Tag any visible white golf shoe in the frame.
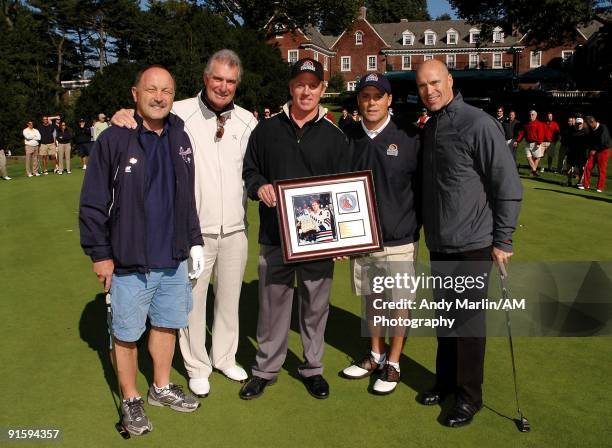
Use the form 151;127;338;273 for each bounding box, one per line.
188;378;210;398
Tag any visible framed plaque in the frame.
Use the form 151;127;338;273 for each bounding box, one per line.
275;171;383;263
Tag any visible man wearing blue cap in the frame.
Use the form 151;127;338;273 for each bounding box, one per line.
341;73;421;395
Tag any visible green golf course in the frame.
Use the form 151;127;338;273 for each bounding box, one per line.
1;156;611;448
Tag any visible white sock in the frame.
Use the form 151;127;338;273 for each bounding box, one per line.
371;351;386;364
123;396;141;403
387;360;400;373
154;383;170;393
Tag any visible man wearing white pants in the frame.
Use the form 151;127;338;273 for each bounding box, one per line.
112;50;257;397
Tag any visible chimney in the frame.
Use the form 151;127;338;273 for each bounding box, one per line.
359;5;367;20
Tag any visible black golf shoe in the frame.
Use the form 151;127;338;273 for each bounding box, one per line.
444;401;482;428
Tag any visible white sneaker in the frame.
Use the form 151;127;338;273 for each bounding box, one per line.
188;378;210;397
221;365;248;382
66;170;71;174
596;189;603;193
82;165;87;170
28;174;34;178
3;176;11;180
35;172;41;177
577;184;585;190
58;171;63;175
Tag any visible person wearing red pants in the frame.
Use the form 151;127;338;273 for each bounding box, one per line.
579;116;611;192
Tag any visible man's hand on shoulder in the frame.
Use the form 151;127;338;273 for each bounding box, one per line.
111;109;137;129
93;259;114;292
258;184;277;207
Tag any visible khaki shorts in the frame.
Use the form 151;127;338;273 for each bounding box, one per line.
351;242;418;296
39;143;57;156
525;142;543;159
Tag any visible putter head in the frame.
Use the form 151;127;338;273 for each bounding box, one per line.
515;417;531;432
115;422;131;439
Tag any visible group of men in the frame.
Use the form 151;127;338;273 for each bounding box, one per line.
495;106;610;192
21;113;109;177
79;51;522;436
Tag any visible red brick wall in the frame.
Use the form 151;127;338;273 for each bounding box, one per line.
518;42;581;74
385;51;515;71
331;19;387;87
265;31;331;81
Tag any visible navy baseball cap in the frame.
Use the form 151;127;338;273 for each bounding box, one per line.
291;58;324;81
357;72;391;95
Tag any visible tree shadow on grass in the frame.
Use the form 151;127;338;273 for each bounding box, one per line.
533;187;612;204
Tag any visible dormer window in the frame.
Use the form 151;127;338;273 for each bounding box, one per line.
402;30;414;46
492;27;504;43
355;31;363;45
446;29;458;45
424;30;436;45
469;28;480;44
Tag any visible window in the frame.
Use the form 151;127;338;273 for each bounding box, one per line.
493;27;504;43
402;31;414;46
469;53;479;68
530;50;541;68
323;55;328;71
562;50;574;62
341;56;351;72
446;54;456;69
402;55;411;70
355;31;363;45
367;55;377;71
424;31;436;45
424;54;434;61
446;29;457;45
288;50;298;64
313;51;318;61
347;81;357;91
492;52;503;69
469;28;480;44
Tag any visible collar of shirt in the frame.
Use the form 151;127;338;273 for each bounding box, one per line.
361;114;391;139
200;91;234;118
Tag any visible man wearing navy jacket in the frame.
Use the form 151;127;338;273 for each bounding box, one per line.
79;65;204;436
341;73;421;396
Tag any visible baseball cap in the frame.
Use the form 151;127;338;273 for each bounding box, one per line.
291;58;324;81
357;72;391;95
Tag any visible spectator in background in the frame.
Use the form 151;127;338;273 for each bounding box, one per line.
338;108;353;133
504;110;521;164
23;120;41;177
263;108;271;119
352;109;361;122
415;108;430;129
517;110;545;176
38;116;58;175
580;116;611;192
92;113;109;140
0;133;11;180
253;110;260;121
559;116;576;176
74;118;92;170
566;117;589;187
56;121;73;174
542;112;561;173
494;106;505;124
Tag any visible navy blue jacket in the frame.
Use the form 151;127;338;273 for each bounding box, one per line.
79;113;203;274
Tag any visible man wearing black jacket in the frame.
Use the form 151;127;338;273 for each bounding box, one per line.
415;60;522;427
340;73;420;395
79;66;204;436
241;58;349;400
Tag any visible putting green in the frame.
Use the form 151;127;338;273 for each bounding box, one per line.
1;158;611;447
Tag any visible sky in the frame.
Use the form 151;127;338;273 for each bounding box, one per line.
427;0;458;19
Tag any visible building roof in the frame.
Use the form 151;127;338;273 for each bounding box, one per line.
372;20;523;51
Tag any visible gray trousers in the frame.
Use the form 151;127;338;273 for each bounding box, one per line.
252;244;333;380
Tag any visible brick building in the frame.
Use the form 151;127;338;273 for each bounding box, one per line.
264;6;603;91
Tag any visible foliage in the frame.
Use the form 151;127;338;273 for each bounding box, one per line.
365;0;430;23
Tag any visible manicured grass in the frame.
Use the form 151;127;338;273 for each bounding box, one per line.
1;159;611;447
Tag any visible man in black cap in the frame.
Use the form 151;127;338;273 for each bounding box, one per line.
241;58;349;400
341;73;421;396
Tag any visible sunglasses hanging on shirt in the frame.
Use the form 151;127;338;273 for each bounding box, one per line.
216;115;227;139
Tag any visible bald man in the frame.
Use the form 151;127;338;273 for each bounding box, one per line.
415;60;522;427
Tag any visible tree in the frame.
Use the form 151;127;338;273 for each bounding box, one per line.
327;74;344;93
365;0;430;23
448;0;597;46
435;13;452;21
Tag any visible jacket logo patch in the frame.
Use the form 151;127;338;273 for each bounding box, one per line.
124;166;132;173
179;146;192;164
129;157;138;164
387;144;399;156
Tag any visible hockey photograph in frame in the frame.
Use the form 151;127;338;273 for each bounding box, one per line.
275;171;383;263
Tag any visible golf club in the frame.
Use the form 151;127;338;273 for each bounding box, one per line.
105;293;131;440
498;263;531;433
